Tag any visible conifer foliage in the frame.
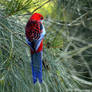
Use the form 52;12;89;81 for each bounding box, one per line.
0;0;92;92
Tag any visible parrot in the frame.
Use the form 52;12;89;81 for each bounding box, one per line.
25;13;46;84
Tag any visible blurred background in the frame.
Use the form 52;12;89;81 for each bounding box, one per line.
0;0;92;92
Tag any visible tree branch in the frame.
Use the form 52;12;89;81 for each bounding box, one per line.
23;0;51;16
72;75;92;86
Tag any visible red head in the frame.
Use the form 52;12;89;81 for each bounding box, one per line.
30;13;44;21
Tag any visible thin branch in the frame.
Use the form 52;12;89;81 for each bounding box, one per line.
32;0;51;14
72;75;92;86
47;11;91;27
23;0;51;16
70;37;90;45
55;44;92;62
69;12;88;25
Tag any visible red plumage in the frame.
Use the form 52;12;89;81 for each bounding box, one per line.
30;13;44;21
25;13;44;42
31;40;43;54
25;13;45;84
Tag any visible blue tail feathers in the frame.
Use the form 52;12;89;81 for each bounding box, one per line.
31;51;42;84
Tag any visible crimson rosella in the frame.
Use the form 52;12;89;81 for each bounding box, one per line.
25;13;46;84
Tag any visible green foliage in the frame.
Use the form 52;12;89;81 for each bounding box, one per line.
0;0;92;92
5;0;32;16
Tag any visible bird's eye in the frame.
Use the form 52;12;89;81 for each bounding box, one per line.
41;17;43;20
